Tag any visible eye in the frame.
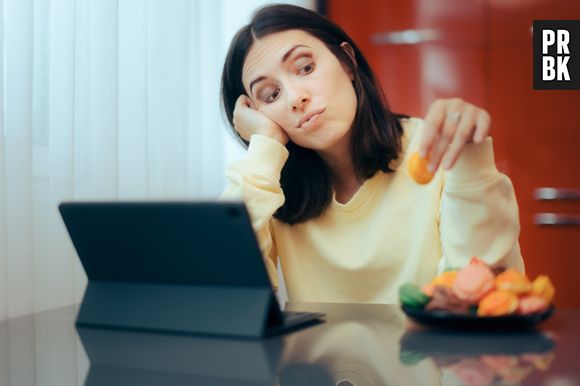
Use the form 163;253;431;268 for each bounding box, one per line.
264;88;281;103
298;62;315;75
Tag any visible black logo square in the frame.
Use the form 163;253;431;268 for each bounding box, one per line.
533;20;580;90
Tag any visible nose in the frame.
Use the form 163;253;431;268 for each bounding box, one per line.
292;96;309;112
289;87;310;112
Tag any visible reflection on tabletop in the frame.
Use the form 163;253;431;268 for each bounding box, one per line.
279;303;559;386
278;303;437;386
399;329;555;386
77;303;434;386
76;326;283;386
75;303;566;386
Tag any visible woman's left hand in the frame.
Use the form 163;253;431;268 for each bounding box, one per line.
418;98;491;172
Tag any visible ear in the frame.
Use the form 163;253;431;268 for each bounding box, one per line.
340;42;357;80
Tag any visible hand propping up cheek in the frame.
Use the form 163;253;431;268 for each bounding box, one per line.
232;95;289;145
418;98;491;173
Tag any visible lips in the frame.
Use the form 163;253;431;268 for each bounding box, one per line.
296;108;326;128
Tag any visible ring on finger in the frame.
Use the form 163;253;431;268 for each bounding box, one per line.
446;111;461;124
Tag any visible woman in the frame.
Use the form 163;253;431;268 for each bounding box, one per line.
220;4;523;303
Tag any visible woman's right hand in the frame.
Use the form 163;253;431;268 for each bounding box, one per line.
233;95;289;145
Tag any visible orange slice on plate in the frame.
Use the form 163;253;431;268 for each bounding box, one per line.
478;290;519;317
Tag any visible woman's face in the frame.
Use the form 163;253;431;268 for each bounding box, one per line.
242;29;357;151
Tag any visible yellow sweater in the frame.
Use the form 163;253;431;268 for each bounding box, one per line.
221;117;524;304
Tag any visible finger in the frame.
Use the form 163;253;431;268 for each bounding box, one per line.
234;95;247;112
233;95;250;124
233;95;253;141
236;94;252;109
441;106;477;170
419;100;446;158
473;110;491;143
428;100;463;172
428;127;453;173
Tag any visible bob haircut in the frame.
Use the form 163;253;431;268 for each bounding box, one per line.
221;4;405;225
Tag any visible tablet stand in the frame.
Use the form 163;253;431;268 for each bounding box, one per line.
76;281;282;338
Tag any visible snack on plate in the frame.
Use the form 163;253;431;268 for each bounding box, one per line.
422;270;457;297
517;295;549;314
530;275;555;302
495;268;531;294
477;290;519;317
400;257;555;316
425;286;471;314
399;283;430;309
452;263;495;304
433;270;458;288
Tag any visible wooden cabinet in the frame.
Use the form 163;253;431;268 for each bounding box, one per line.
328;0;580;306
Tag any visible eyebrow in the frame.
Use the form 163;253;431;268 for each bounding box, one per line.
249;44;309;96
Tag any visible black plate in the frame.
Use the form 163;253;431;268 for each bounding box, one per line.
401;305;555;330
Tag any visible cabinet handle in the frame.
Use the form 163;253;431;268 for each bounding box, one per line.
534;213;580;226
534;188;580;201
371;29;441;45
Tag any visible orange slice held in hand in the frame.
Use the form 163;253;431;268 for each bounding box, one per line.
408;151;435;184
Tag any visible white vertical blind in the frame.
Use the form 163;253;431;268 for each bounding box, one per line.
4;0;35;320
0;0;314;319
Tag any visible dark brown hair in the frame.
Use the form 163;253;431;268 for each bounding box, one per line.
221;4;404;225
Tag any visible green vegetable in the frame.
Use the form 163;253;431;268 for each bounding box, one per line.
399;283;430;309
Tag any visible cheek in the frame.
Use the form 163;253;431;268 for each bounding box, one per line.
331;74;357;124
317;62;357;112
345;85;358;122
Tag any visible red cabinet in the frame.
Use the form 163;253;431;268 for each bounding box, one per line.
329;0;486;115
329;0;580;306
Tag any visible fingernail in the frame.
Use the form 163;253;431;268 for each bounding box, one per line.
442;159;451;170
418;148;426;158
428;163;436;173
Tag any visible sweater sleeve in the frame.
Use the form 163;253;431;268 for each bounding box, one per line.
437;137;525;273
220;134;289;289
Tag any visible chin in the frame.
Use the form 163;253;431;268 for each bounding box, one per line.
298;133;349;153
288;118;352;150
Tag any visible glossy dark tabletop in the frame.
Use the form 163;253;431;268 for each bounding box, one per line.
0;302;578;386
